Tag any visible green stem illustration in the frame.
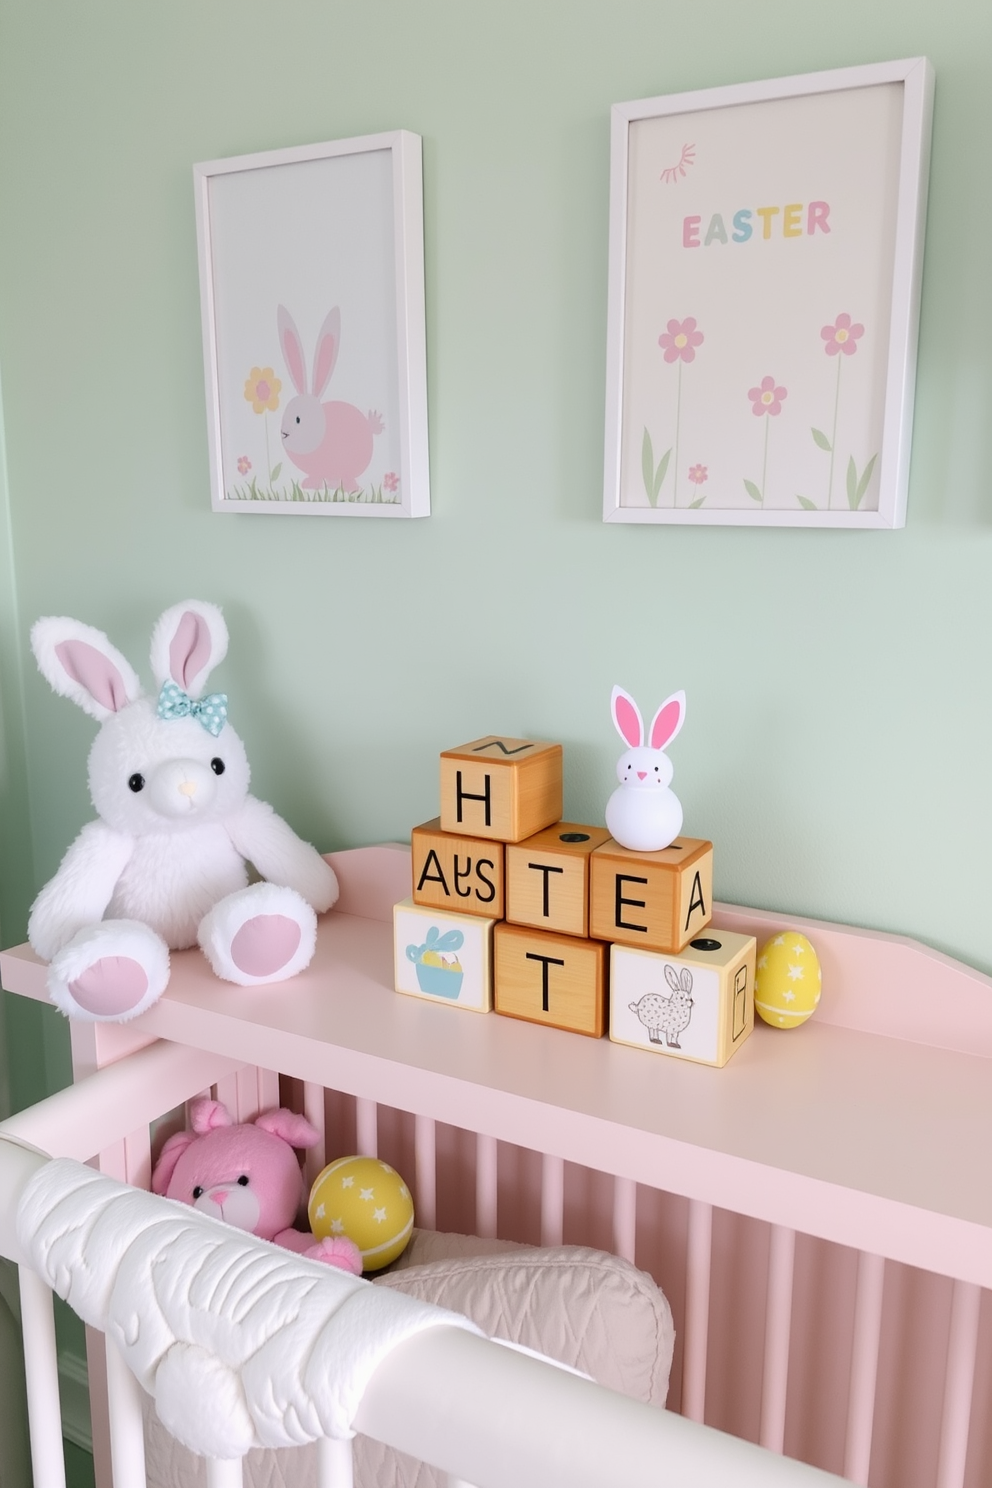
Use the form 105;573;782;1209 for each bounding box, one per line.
827;357;842;509
673;362;682;507
761;416;770;507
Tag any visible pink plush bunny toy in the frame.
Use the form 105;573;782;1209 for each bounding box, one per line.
27;600;339;1023
151;1099;362;1275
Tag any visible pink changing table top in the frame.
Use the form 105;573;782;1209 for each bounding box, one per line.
3;844;991;1286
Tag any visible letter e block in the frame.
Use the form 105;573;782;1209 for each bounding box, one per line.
411;818;504;919
493;923;607;1037
589;837;713;954
439;737;563;842
394;899;495;1012
505;822;612;938
610;930;756;1067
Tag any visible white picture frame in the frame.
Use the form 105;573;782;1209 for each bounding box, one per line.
194;130;429;517
603;58;934;529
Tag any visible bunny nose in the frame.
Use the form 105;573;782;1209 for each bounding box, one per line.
178;780;197;798
637;770;647;780
211;1190;230;1204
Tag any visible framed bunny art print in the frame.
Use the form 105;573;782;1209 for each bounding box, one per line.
603;58;933;529
194;130;430;517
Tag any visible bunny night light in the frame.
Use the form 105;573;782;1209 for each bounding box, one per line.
605;685;686;852
27;600;339;1023
277;305;384;493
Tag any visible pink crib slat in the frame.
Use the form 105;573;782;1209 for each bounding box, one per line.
106;1336;148;1485
476;1133;498;1238
612;1176;637;1263
357;1097;378;1157
760;1224;796;1453
936;1279;981;1488
205;1459;244;1487
415;1114;438;1230
844;1250;885;1485
541;1153;564;1245
682;1199;713;1425
318;1436;355;1488
18;1266;67;1488
304;1081;328;1187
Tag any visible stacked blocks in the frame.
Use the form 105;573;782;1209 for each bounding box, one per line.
394;733;755;1064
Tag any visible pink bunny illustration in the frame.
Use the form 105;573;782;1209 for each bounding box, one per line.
605;685;686;852
277;305;384;492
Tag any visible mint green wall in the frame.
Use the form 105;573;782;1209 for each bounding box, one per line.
0;0;991;1105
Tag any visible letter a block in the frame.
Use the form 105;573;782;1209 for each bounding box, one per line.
411;818;504;919
589;837;713;954
394;899;495;1013
505;822;612;938
439;737;563;843
610;930;756;1067
493;923;608;1038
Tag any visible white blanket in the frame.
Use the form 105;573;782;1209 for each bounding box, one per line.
16;1158;480;1461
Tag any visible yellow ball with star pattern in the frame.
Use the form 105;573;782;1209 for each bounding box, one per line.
308;1156;414;1272
754;933;821;1029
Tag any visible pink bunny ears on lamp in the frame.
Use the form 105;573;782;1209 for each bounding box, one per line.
610;685;686;750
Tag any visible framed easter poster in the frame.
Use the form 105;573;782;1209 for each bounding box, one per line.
194;131;429;517
603;58;933;528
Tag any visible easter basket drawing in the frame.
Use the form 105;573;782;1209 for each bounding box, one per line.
406;926;465;998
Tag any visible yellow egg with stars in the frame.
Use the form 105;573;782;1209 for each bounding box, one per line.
308;1156;414;1272
754;932;821;1029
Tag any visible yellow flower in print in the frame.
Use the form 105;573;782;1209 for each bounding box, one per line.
244;367;281;415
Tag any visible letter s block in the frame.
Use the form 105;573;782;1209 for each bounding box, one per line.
411;818;504;918
439;737;563;843
610;930;756;1067
589;836;713;954
493;923;608;1037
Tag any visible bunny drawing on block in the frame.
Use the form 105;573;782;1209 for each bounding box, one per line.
605;685;686;852
277;304;384;493
27;600;339;1023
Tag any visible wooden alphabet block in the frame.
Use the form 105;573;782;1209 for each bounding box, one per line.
589;836;713;955
411;818;504;919
394;899;495;1013
439;736;563;843
610;930;756;1067
493;922;607;1037
505;822;612;938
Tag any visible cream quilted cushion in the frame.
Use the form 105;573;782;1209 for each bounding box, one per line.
144;1229;674;1488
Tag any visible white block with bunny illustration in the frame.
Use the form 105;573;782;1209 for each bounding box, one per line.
393;899;495;1013
610;930;756;1067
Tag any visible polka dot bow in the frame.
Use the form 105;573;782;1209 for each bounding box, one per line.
157;680;228;737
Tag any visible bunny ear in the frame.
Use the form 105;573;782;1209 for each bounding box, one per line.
680;969;693;993
277;305;308;394
649;691;686;751
611;686;643;748
150;601;228;698
310;307;341;398
188;1098;233;1135
255;1108;319;1149
32;617;141;722
664;964;682;993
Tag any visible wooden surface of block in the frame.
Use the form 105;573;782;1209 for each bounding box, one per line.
610;930;756;1067
505;822;612;937
394;898;495;1012
589;836;713;954
493;922;607;1037
411;818;504;919
439;736;563;842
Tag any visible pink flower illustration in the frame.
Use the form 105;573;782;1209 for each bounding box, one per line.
383;472;399;493
687;464;708;485
237;455;251;476
748;376;788;417
821;313;864;357
658;317;704;364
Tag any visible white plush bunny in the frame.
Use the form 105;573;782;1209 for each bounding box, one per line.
27;600;339;1023
605;685;686;852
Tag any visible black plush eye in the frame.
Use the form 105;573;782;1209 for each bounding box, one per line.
128;773;145;793
192;1186;203;1200
237;1174;249;1186
210;758;225;776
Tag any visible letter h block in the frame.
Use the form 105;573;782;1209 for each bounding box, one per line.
589;836;713;954
439;737;563;843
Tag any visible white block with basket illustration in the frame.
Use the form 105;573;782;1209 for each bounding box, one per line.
610;930;756;1067
393;898;495;1012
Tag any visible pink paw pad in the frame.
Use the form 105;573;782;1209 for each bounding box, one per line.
69;957;149;1017
230;914;302;978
